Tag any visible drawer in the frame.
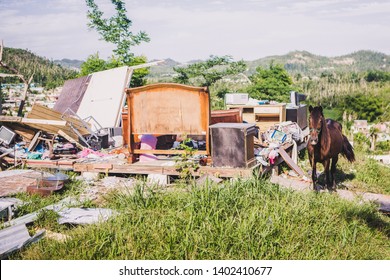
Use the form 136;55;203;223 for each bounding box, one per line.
254;106;280;114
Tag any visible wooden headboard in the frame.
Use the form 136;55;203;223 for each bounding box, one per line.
126;83;210;156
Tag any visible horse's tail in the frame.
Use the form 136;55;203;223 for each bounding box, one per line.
342;135;355;162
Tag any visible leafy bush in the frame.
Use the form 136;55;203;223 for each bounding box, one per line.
247;63;295;102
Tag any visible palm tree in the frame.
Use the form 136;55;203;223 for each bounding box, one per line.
369;126;380;151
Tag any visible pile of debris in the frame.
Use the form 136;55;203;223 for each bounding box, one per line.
0;65;134;170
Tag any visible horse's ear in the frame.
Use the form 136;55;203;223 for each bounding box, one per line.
319;106;323;113
309;105;313;112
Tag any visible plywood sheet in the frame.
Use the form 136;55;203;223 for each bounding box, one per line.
53;75;91;114
77;66;132;128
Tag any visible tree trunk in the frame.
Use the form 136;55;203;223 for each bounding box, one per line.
370;136;376;151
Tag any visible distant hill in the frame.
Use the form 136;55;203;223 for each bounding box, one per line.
148;50;390;80
2;47;388;87
246;50;390;75
53;58;84;70
1;47;78;89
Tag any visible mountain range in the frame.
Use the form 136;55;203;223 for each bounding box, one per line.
54;50;390;78
148;50;390;79
3;48;389;87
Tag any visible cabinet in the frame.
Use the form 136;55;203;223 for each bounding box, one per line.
226;104;286;132
209;123;257;168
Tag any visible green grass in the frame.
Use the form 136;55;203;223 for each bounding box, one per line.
297;148;390;195
9;178;389;260
323;108;343;122
332;151;390;195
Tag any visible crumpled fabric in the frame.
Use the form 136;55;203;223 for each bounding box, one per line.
139;134;158;162
77;148;107;158
268;149;279;165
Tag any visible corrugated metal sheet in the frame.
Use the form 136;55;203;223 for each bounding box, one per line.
53;75;91;114
0;223;45;259
57;208;116;225
3;197;76;227
0;198;23;221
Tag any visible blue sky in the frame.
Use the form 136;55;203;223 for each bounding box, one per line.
0;0;389;62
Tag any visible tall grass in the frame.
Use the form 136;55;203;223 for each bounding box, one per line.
334;151;390;195
11;178;389;260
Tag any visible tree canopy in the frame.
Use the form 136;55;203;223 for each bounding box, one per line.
83;0;150;86
85;0;149;64
247;62;294;102
173;55;247;87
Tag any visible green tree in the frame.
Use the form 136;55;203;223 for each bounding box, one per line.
173;55;247;87
247;62;295;102
79;53;110;77
85;0;149;64
365;70;390;82
342;94;383;122
84;0;150;86
79;53;147;87
369;126;380;151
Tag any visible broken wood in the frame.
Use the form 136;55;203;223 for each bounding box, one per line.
21;118;67;126
278;147;305;177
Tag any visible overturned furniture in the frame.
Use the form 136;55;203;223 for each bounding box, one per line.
125;83;211;160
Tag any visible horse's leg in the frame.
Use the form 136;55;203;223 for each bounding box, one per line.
311;158;318;191
331;156;338;190
324;159;331;191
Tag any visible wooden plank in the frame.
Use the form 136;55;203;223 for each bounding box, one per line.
0;116;23;122
73;160;257;178
28;131;41;152
21;118;67;126
134;149;208;155
90;163;113;170
278;147;305;177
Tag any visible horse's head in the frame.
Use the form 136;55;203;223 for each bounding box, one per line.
309;105;325;146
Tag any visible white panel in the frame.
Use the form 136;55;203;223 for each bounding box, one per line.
225;93;249;105
76;66;131;128
254;106;280;114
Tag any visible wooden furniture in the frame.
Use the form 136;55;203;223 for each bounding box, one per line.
226;103;286;132
125;83;210;158
209;123;257;168
121;110;129;146
210;108;242;125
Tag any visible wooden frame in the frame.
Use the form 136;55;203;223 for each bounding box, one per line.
126;83;210;156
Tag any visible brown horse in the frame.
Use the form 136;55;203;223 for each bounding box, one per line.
307;105;355;191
